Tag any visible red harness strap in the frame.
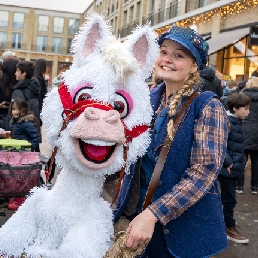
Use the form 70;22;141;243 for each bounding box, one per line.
58;83;149;142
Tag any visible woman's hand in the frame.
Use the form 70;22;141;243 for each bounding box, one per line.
126;208;158;249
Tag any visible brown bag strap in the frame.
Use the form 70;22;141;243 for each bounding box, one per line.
142;91;200;210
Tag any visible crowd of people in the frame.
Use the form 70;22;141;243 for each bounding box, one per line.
0;24;257;257
0;52;57;210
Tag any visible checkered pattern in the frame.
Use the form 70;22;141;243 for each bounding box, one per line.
149;98;229;225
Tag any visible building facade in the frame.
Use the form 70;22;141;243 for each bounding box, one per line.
86;0;258;82
0;5;84;84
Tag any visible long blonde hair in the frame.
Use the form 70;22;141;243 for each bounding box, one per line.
167;71;200;140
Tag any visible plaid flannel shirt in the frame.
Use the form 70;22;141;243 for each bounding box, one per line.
148;98;229;225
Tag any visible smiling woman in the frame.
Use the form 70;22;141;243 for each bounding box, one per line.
114;25;230;258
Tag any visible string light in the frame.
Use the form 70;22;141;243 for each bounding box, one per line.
155;0;258;35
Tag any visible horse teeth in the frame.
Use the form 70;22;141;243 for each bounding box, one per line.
81;139;116;146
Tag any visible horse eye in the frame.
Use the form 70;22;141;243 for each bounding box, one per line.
78;93;91;102
114;101;125;113
73;87;93;103
114;92;130;119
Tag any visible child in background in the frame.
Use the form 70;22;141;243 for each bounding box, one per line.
218;92;251;244
10;61;41;132
9;98;40;151
6;98;41;211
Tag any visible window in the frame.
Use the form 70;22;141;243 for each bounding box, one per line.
199;0;209;7
52;37;62;53
129;6;134;23
13;13;24;29
0;32;7;48
114;17;117;32
12;33;22;49
0;11;8;28
151;0;156;12
53;17;64;33
68;19;79;35
136;1;141;19
67;38;73;53
38;15;49;32
36;36;47;52
123;11;127;26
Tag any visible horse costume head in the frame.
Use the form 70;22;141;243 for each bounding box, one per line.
0;14;159;258
42;13;158;176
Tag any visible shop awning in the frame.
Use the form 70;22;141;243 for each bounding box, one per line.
207;27;250;55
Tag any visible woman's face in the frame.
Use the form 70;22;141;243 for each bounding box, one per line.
155;40;197;86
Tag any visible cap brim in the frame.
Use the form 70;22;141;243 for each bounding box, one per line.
161;34;201;69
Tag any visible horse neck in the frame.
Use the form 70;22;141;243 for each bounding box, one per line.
52;168;105;200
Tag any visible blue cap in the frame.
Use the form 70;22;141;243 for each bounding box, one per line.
158;26;209;70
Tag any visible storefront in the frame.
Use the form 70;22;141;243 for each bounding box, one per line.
207;25;258;83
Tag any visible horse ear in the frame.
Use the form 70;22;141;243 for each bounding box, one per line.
71;14;112;62
82;23;101;58
125;26;159;79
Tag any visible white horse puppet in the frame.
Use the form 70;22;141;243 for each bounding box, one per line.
0;13;158;258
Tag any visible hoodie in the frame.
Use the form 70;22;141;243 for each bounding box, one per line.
200;66;223;98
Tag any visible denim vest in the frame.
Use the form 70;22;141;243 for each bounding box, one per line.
114;83;228;258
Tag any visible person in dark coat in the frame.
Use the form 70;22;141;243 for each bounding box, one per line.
0;58;19;129
200;66;223;97
9;98;41;151
8;61;41;132
238;76;258;194
34;59;48;113
218;92;251;244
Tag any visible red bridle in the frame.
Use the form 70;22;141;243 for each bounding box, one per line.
58;83;149;143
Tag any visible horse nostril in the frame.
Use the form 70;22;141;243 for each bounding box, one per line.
84;107;100;120
104;110;120;124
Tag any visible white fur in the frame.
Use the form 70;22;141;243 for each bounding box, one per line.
0;13;158;257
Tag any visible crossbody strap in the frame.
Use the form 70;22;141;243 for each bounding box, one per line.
142;91;200;211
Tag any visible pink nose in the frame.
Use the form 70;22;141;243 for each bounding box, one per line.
84;107;100;120
104;110;120;124
84;107;120;124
